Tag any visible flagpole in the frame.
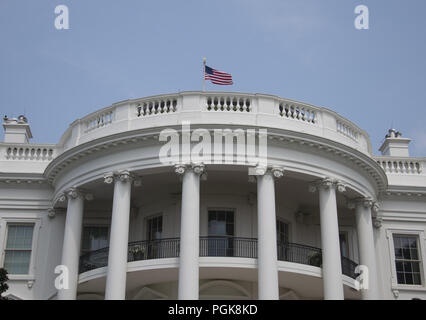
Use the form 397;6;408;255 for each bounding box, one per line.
203;57;206;92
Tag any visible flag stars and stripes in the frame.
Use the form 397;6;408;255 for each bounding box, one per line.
204;65;233;85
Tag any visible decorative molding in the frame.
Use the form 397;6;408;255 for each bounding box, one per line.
174;163;206;176
250;165;284;179
373;216;383;229
271;166;285;179
392;289;399;298
174;164;186;175
27;280;35;289
47;207;66;219
103;172;114;184
103;170;139;185
47;208;56;219
58;187;94;202
308;177;347;193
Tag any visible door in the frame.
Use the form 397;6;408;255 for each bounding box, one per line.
207;210;234;256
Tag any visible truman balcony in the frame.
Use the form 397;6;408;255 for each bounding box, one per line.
79;237;358;278
69;169;364;300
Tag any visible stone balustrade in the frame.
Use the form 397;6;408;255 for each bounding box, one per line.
2;144;57;161
59;92;370;154
85;108;114;132
376;157;424;175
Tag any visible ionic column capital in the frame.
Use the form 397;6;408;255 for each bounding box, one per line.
348;197;379;211
309;178;346;193
250;165;284;179
174;163;206;176
59;187;93;202
104;170;141;186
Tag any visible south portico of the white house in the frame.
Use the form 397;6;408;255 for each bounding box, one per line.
0;92;425;300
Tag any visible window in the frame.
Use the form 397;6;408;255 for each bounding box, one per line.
146;215;163;259
3;224;34;275
276;220;289;260
276;220;289;244
147;216;163;240
339;232;349;258
208;210;234;256
393;235;422;285
82;226;109;254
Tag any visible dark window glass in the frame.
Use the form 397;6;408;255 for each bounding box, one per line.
393;235;422;285
207;210;234;257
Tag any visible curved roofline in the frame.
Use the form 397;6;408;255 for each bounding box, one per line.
58;91;371;150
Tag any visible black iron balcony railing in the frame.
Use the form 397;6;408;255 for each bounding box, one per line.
79;237;359;279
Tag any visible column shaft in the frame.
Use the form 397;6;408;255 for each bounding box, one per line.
355;202;379;299
178;169;200;300
57;193;84;300
257;172;279;300
318;185;344;300
105;176;132;300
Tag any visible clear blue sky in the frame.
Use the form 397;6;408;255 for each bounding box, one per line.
0;0;425;156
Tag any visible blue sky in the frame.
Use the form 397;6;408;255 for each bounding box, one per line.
0;0;425;156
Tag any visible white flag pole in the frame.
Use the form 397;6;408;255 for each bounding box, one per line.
203;57;206;92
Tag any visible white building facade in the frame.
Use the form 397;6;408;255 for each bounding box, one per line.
0;91;425;300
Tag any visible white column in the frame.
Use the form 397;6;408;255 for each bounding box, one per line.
311;178;345;300
57;188;86;300
176;163;204;300
256;166;283;300
354;198;379;300
104;170;133;300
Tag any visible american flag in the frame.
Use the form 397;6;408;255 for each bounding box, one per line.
204;65;233;85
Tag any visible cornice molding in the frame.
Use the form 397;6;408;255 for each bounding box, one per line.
42;126;388;194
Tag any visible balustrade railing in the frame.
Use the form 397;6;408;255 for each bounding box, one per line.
376;158;423;174
336;120;360;141
85;109;114;132
278;102;317;124
136;98;178;117
4;145;56;161
206;95;251;112
79;237;358;279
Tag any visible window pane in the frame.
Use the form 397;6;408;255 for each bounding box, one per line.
147;216;163;240
226;213;233;223
226;223;233;236
4;250;31;274
276;220;289;244
396;272;405;284
6;225;34;250
208;211;234;237
408;237;417;249
413;273;422;285
411;249;419;260
404;262;412;273
413;262;420;273
395;248;403;259
394;235;422;285
405;273;413;284
82;227;108;251
401;238;409;248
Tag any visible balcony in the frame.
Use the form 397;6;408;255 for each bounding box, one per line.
79;237;359;279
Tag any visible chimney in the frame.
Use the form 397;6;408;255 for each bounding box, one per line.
2;115;33;144
379;129;411;157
